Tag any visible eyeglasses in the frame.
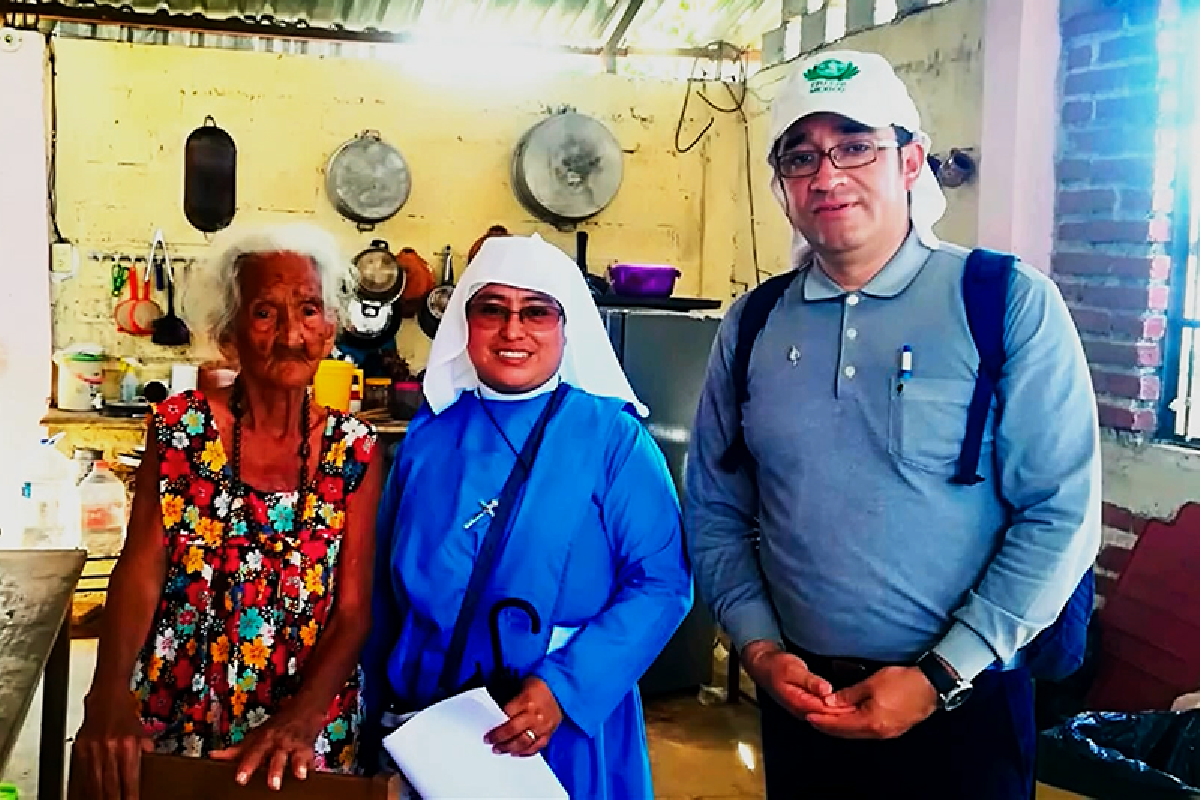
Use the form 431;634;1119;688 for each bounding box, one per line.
466;301;564;332
774;140;902;179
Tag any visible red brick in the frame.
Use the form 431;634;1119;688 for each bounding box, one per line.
1104;157;1158;186
1081;337;1162;367
1102;501;1135;531
1067;128;1157;157
1068;306;1111;334
1057;159;1093;184
1097;401;1158;431
1096;573;1118;598
1063;10;1126;38
1062;101;1094;125
1067;45;1094;70
1092;368;1161;400
1052;252;1170;280
1097;543;1135;573
1065;66;1159;96
1131;513;1151;536
1098;31;1159;64
1058;188;1117;215
1066;283;1168;312
1096;93;1162;122
1110;312;1168;339
1058;220;1171;244
1122;188;1174;214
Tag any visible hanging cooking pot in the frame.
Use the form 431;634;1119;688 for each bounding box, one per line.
183;116;237;233
339;297;403;351
511;110;623;228
467;224;510;264
352;239;406;303
397;247;435;318
418;246;455;339
325;130;411;231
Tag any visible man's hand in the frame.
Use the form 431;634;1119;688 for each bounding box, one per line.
805;665;938;740
740;640;853;718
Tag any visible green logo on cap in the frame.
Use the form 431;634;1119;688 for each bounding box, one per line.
804;58;859;93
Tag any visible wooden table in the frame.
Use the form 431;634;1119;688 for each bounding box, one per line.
0;549;87;798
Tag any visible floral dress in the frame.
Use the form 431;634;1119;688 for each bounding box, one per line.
131;389;377;772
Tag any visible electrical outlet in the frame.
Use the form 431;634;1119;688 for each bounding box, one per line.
50;242;76;276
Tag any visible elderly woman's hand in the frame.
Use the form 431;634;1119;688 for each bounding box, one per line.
485;676;563;757
71;692;155;800
210;705;325;790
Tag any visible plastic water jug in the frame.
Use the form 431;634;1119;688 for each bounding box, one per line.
79;461;127;557
12;437;81;550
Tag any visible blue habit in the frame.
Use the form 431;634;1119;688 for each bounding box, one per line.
365;385;692;799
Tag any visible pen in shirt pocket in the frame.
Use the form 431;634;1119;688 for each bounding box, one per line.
897;345;913;393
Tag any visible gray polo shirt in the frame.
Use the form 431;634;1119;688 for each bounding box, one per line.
684;231;1101;680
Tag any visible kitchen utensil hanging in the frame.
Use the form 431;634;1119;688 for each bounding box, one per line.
397;247;435;318
183;115;237;233
115;259;161;336
340;296;403;351
325;130;412;231
419;246;455;339
352;239;406;303
511;109;623;228
149;232;191;347
467;224;510;264
575;230;609;296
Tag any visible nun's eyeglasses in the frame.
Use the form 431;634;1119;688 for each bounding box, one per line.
466;300;564;332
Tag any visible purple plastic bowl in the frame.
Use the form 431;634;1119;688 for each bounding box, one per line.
607;263;682;297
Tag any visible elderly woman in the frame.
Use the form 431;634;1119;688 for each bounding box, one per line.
71;223;381;799
363;234;692;799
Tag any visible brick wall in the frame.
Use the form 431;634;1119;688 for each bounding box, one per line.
1055;0;1181;435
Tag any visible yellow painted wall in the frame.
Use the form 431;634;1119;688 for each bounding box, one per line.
50;0;984;374
51;39;710;375
701;0;987;299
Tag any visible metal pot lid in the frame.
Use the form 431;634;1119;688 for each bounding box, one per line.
353;240;405;301
347;297;395;336
326;131;411;224
512;112;623;223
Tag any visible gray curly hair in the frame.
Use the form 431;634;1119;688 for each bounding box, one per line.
185;222;355;346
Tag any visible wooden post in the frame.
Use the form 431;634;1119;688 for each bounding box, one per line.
845;0;879;34
800;6;828;54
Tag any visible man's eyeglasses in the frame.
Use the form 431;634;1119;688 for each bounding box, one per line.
774;139;902;179
466;300;564;332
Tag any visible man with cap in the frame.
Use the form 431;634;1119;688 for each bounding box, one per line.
684;50;1100;797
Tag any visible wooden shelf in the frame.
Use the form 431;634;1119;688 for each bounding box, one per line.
42;409;408;435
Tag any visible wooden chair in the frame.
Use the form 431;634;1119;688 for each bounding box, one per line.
68;751;410;799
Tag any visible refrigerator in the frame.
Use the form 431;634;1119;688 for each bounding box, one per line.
599;305;722;697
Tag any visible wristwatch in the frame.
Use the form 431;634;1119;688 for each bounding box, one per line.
916;652;973;711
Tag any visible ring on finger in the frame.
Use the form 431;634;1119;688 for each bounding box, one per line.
524;729;537;743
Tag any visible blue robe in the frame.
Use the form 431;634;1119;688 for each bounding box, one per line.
365;386;692;799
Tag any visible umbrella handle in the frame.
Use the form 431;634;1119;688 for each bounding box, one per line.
488;597;542;678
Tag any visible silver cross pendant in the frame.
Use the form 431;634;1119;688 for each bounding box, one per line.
463;498;499;530
787;346;801;366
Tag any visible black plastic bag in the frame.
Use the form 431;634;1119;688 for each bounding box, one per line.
1038;710;1200;799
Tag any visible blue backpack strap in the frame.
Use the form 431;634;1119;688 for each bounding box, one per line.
952;248;1015;486
718;270;801;474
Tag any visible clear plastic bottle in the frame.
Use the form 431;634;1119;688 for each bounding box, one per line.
79;461;127;557
12;437;81;550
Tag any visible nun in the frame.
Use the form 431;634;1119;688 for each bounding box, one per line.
362;234;692;798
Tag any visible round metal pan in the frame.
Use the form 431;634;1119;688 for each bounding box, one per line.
511;111;623;227
325;130;411;230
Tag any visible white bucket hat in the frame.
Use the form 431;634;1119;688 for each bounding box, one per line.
767;50;946;258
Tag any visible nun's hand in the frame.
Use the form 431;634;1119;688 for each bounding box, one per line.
485;676;562;757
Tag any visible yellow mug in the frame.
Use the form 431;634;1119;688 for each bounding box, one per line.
312;360;364;413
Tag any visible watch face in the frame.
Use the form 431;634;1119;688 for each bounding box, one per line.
941;683;973;711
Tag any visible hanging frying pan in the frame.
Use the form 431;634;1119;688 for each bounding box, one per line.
325;130;411;231
339;297;403;351
511;110;623;228
183;116;237;233
352;239;406;303
418;246;455;339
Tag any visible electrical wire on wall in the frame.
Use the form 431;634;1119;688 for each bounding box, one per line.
45;30;67;245
673;40;766;294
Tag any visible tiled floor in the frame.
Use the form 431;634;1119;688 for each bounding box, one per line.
2;641;1083;799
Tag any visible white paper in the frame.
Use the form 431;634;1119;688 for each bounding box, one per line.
383;687;568;799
